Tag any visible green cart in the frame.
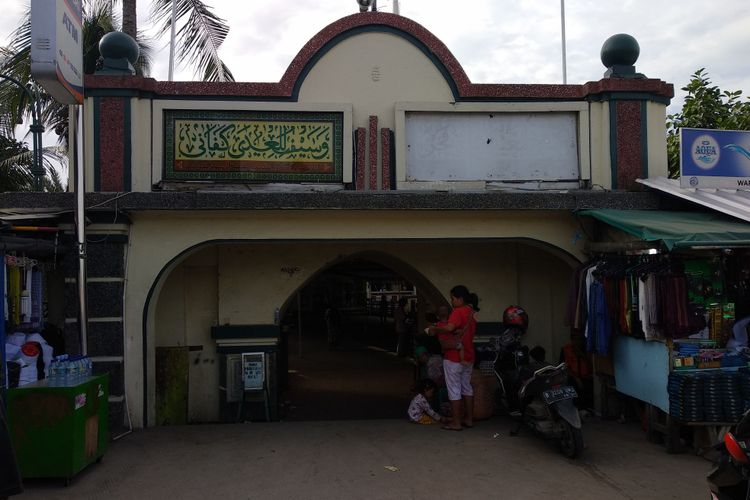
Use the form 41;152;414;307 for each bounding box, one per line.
7;374;109;484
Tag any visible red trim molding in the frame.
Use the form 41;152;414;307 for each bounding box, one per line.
369;116;378;191
356;127;366;191
381;128;391;191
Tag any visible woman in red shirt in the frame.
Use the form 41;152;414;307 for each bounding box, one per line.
426;285;477;430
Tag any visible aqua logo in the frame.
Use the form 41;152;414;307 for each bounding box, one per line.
689;176;699;187
691;135;720;169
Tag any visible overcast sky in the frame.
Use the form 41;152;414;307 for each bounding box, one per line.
3;0;750;117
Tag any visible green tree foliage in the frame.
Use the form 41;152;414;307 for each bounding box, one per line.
122;0;232;81
0;0;227;189
0;135;65;192
0;2;153;143
0;135;33;191
666;69;750;178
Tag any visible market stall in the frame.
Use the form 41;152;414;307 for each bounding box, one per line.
572;209;750;450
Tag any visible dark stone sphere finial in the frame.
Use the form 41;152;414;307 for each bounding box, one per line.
600;33;640;68
96;31;140;76
99;31;140;65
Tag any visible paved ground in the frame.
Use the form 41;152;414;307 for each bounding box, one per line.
13;316;715;499
19;416;712;500
282;317;414;421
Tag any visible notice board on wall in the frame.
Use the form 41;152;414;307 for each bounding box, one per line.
242;353;265;391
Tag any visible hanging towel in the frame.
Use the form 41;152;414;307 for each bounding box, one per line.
31;269;43;324
8;266;21;325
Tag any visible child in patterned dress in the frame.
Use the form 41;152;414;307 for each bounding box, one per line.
408;379;446;424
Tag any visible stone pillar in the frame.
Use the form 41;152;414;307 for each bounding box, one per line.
584;34;673;190
62;220;129;436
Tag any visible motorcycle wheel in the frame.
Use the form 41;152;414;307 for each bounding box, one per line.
559;420;584;458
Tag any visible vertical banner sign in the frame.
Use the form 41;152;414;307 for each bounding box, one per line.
680;128;750;189
31;0;84;104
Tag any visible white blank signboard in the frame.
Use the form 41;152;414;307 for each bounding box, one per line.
405;112;579;181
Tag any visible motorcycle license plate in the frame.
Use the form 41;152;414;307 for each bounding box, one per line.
542;386;577;404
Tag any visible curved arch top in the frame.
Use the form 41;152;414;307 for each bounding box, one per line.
86;12;673;102
279;12;470;101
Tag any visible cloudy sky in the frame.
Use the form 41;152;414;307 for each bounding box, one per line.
2;0;750;115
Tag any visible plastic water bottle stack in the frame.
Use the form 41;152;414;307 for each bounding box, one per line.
48;355;93;383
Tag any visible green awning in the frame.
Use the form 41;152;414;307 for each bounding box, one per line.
577;209;750;250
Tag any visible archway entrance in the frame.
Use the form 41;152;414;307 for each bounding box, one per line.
146;238;578;426
280;256;445;421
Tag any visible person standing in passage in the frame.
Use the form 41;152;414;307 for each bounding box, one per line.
379;294;388;324
426;285;477;430
395;297;410;357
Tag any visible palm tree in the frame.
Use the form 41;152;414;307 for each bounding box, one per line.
0;0;231;152
0;2;153;142
121;0;233;82
0;1;155;191
0;135;66;192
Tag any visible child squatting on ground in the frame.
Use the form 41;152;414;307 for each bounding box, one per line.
407;379;446;424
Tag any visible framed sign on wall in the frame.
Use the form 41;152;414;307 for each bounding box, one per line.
680;128;750;189
164;110;344;182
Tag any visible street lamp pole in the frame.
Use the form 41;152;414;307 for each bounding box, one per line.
0;73;45;190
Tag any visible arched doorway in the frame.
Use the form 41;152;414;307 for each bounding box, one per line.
145;238;579;425
278;253;446;421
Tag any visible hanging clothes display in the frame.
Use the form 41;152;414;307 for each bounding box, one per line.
567;255;705;356
3;255;42;328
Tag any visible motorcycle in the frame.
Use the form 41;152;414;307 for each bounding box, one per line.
707;410;750;499
478;340;584;458
510;361;584;458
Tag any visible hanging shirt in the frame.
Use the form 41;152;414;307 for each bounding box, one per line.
583;265;598;344
586;279;611;355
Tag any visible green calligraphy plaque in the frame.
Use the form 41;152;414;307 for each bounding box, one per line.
164;110;344;182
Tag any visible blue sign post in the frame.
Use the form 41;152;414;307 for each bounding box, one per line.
680;128;750;189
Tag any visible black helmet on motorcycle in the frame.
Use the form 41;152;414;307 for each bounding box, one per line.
503;305;529;331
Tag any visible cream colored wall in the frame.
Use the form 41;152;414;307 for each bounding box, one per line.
647;101;669;178
156;238;574;423
518;244;573;361
154;266;186;346
216;240;526;326
589;101;611;189
128;209;585;426
297;32;454;131
154;247;219;421
131;98;153;192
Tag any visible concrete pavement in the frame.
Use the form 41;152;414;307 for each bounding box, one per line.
19;416;711;500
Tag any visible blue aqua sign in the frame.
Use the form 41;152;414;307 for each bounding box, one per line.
680;128;750;189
